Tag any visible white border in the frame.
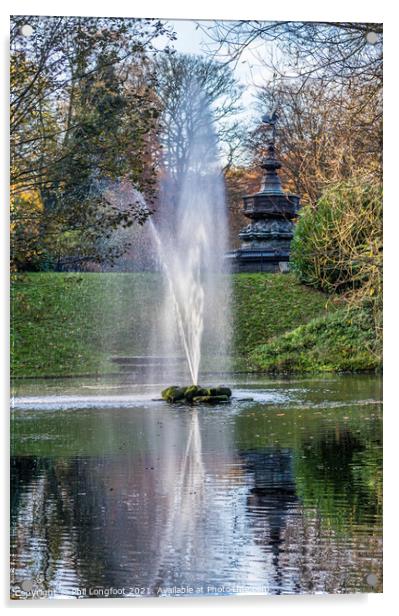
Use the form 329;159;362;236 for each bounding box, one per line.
2;1;386;21
2;1;396;614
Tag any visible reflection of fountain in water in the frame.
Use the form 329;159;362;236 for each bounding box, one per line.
151;409;205;591
10;398;383;595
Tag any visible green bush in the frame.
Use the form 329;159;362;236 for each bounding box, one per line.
291;177;382;295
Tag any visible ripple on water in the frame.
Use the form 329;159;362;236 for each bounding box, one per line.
10;375;382;597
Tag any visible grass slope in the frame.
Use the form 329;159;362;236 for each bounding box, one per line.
249;306;381;373
11;273;163;377
231;273;333;356
11;272;334;378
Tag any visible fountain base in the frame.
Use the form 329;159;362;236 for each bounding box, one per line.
161;385;232;404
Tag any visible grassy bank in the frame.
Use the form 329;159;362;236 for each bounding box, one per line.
231;273;334;355
249;305;382;373
11;273;163;378
11;272;336;378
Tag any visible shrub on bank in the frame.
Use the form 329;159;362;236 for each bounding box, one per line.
291;177;382;295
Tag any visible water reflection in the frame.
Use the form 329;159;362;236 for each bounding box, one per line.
242;449;299;594
11;376;382;598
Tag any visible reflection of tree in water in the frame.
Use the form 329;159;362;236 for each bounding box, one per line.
10;456;79;594
238;427;382;593
293;426;383;592
11;452;162;593
11;410;213;595
11;456;75;541
295;427;383;532
11;412;383;596
11;457;38;514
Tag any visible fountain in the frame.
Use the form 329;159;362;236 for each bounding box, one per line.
147;80;232;397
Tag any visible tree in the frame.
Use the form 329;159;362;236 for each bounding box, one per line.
203;21;382;88
201;20;382;243
249;76;382;205
10;188;44;271
290;176;382;343
154;53;244;206
10;16;174;269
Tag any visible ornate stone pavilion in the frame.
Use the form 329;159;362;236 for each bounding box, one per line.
226;114;300;273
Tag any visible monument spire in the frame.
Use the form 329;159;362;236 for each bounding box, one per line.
225;109;301;273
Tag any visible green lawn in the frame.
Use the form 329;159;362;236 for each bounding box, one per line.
231;273;334;355
11;272;336;378
11;273;164;377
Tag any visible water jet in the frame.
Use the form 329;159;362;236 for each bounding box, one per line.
146;80;231;390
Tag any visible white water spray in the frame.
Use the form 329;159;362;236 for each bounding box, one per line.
149;87;230;384
149;220;199;384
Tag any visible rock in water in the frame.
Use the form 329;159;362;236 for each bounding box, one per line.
192;395;230;404
207;386;232;397
161;386;186;402
161;385;232;404
183;385;209;401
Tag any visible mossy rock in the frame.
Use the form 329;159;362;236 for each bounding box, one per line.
206;386;232;397
192;395;230;404
161;384;232;404
183;385;209;401
161;386;186;402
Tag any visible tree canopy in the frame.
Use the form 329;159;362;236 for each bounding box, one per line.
10;16;175;269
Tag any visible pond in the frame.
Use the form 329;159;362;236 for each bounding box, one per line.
10;374;382;598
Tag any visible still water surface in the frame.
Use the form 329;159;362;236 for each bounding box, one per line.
10;374;382;598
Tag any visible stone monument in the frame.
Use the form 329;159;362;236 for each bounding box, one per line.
226;111;300;273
